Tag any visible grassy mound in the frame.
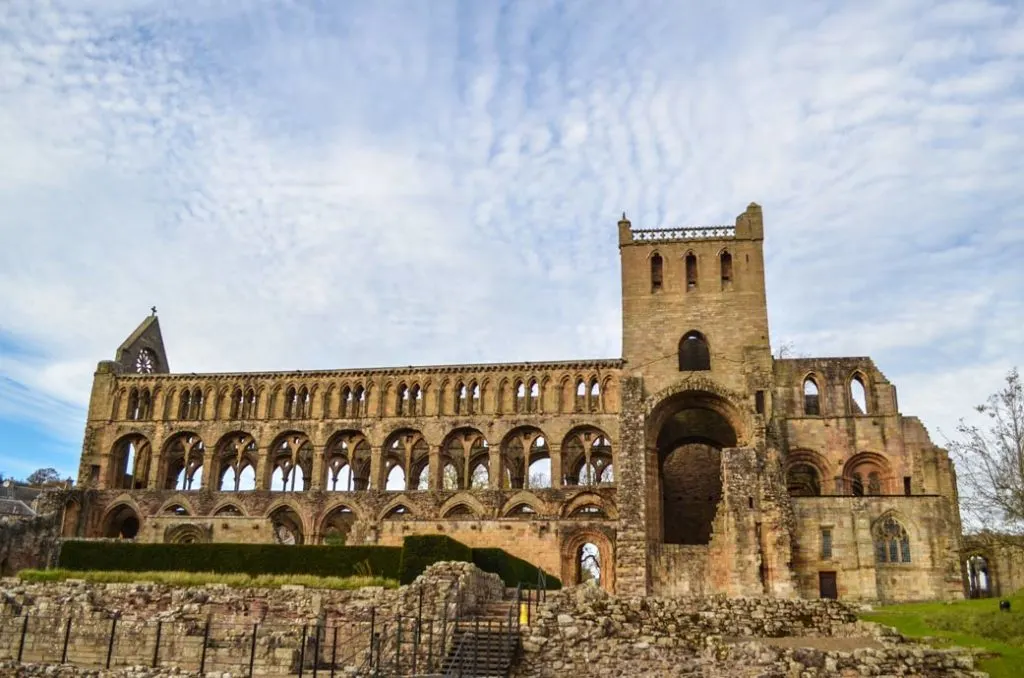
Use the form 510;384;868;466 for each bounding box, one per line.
860;592;1024;678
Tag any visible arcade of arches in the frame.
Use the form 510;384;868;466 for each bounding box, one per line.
63;204;967;601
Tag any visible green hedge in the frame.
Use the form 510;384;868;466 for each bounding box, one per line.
59;541;402;580
58;537;560;590
472;548;562;590
399;535;472;584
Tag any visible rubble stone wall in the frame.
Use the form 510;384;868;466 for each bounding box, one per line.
514;586;979;678
0;561;503;676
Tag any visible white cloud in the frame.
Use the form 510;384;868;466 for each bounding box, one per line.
0;0;1021;475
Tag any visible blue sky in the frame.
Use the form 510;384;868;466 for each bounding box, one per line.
1;0;1022;480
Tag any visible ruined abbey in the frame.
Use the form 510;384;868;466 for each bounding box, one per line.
66;203;965;601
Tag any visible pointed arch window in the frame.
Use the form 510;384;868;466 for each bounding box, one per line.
685;252;698;290
285;387;297;419
720;250;733;289
650;253;663;292
127;389;141;421
850;374;868;414
397;384;409;416
874;517;911;563
803;377;820;416
340;387;352;417
455;382;467;415
243;389;258;419
678;331;710;371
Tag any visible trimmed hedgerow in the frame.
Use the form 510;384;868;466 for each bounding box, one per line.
472;548;562;589
398;535;472;584
58;541;402;580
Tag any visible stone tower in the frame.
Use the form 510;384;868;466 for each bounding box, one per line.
613;203;796;597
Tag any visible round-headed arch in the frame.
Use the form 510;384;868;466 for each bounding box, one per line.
100;499;142;539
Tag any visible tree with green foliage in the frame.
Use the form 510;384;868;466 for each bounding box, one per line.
949;368;1024;535
26;467;60;486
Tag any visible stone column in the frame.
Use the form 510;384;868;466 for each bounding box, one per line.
369;445;383;490
549;444;563;488
254;447;272;491
429;445;441;490
310;444;326;491
488;446;502;489
615;376;650;596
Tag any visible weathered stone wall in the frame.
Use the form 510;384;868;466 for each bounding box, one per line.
514;586;978;678
0;514;60;575
962;533;1024;598
0;561;503;675
68;203;968;603
792;496;963;601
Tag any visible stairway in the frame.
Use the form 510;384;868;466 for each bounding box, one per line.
440;601;520;677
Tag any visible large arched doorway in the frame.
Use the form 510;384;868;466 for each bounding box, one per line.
647;390;742;545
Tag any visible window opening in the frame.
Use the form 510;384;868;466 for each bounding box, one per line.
651;253;663;292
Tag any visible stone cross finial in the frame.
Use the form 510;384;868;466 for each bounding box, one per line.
151;306;157;316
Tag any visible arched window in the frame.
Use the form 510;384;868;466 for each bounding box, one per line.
470;383;480;414
528;380;539;413
455;382;467;415
243;389;258;419
285;387;297;419
230;388;242;419
397;384;408;416
685;252;698;290
339;387;351;417
850;375;868;414
874;516;911;563
650;253;663;292
178;390;192;420
720;250;733;289
514;381;525;413
851;472;864;497
127;389;140;421
298;387;310;418
803;377;820;416
139;389;152;420
575;379;586;412
589;379;600;412
787;464;821;496
678;331;710;371
354;386;366;417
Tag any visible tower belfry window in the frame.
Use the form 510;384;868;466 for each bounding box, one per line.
720;251;733;289
650;253;663;292
678;331;710;371
685;253;698;291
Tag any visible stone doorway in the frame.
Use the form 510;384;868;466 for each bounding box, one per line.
819;571;838;599
647;390;741;545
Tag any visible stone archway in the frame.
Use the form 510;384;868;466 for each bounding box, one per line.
646;389;743;545
561;530;615;592
102;504;141;539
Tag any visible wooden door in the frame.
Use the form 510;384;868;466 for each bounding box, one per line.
819;571;838;599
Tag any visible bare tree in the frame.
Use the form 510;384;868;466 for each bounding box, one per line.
774;341;809;360
948;368;1024;534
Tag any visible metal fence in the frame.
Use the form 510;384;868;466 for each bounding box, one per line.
0;572;550;677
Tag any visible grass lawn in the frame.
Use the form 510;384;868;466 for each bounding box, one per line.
16;568;399;590
859;592;1024;678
